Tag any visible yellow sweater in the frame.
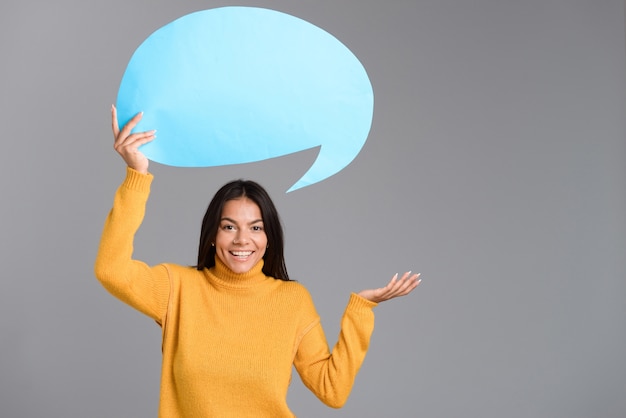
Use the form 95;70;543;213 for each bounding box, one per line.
95;168;377;417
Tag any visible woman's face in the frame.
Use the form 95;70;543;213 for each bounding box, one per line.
215;197;267;274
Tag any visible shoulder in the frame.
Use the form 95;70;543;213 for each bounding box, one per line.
156;263;204;283
276;280;312;297
273;280;318;313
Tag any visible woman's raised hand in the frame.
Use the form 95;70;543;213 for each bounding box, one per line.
357;272;421;303
111;105;156;174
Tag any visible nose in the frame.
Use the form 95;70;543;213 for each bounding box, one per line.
233;230;249;245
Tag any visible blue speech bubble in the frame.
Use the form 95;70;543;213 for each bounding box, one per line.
116;7;373;192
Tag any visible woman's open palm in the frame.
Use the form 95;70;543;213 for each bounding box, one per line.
358;272;421;303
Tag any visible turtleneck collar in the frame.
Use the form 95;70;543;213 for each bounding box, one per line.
206;257;268;290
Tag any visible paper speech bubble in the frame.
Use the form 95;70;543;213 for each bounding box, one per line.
116;7;373;192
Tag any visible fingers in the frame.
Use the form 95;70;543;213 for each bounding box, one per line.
357;271;421;303
111;104;120;138
112;107;155;153
396;272;421;295
111;105;147;142
109;106;155;174
117;111;145;144
381;272;421;300
114;129;156;149
113;130;156;158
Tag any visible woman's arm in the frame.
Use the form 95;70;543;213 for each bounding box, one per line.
293;272;420;408
293;293;377;408
94;168;170;322
94;107;168;322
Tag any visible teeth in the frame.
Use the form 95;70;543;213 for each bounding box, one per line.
231;251;252;257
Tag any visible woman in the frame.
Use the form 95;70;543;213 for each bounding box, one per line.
95;106;421;417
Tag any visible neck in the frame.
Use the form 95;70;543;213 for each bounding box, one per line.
208;257;267;289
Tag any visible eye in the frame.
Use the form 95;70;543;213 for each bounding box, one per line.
221;224;235;231
252;225;264;231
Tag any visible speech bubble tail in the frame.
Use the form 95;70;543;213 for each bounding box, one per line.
286;179;312;193
286;137;366;193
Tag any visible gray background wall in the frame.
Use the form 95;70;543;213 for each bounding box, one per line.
1;0;625;417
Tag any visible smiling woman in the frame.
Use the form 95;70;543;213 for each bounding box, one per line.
213;197;268;274
196;179;287;279
94;106;421;417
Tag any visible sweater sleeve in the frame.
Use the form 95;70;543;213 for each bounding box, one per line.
293;293;377;408
94;167;170;324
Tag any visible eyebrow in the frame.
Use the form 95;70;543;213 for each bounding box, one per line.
220;217;264;225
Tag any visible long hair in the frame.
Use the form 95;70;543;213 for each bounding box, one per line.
196;180;290;281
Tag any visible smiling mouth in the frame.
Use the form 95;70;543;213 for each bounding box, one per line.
230;251;253;258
